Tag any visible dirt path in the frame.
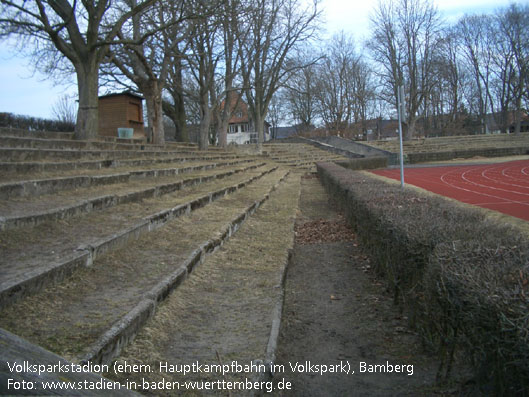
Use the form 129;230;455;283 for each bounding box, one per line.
272;175;445;396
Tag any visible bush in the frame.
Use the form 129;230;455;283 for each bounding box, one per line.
0;112;75;132
335;156;388;170
317;161;529;394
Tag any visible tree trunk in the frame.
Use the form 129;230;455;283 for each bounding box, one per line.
162;97;187;142
198;104;211;151
174;107;188;142
405;117;416;141
255;111;265;150
217;90;234;148
172;57;187;142
174;91;187;142
217;118;229;148
75;61;99;140
514;98;522;135
144;80;165;145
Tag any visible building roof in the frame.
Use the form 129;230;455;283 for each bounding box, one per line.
218;95;250;124
98;91;144;100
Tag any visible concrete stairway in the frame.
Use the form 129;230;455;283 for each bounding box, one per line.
0;129;346;395
264;142;347;171
366;131;529;154
0;128;304;374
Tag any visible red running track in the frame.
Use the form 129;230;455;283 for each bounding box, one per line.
371;159;529;222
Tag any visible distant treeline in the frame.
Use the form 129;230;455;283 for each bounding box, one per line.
0;112;75;132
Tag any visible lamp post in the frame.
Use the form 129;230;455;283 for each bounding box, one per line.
397;85;406;189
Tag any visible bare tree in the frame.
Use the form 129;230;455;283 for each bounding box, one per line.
163;51;188;142
368;0;441;140
284;54;320;130
184;0;222;150
352;59;376;135
101;1;193;144
312;32;374;136
455;14;496;134
267;91;285;139
214;0;250;148
241;0;321;146
315;32;358;132
0;0;157;140
423;27;468;135
51;94;77;125
496;3;529;134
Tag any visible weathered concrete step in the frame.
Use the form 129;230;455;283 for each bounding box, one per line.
0;136;146;151
276;153;345;161
0;166;277;310
80;170;293;366
0;158;258;198
0;328;140;396
106;171;300;389
0;154;254;177
0;147;242;162
267;149;344;157
265;148;331;156
0;135;226;154
100;135;146;145
0;169;290;366
275;158;345;167
0;127;74;140
0;157;257;183
0;162;267;230
271;154;345;164
0;153;248;175
269;151;337;158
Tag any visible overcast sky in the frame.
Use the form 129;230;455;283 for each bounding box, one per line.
0;0;515;119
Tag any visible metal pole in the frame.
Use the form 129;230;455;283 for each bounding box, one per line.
397;85;405;189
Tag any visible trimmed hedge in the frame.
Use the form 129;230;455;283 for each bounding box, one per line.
317;161;529;394
0;112;75;132
335;156;388;170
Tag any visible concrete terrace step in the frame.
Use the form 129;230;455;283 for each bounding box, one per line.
275;156;345;166
265;148;330;157
0;152;251;174
107;171;300;389
0;168;291;366
367;133;529;153
271;154;345;162
0;147;243;162
0;158;258;198
0;162;267;230
100;136;147;145
0;328;140;397
0;136;147;151
0;135;225;153
0;165;277;310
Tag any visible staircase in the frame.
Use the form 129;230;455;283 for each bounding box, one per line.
0;128;347;394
